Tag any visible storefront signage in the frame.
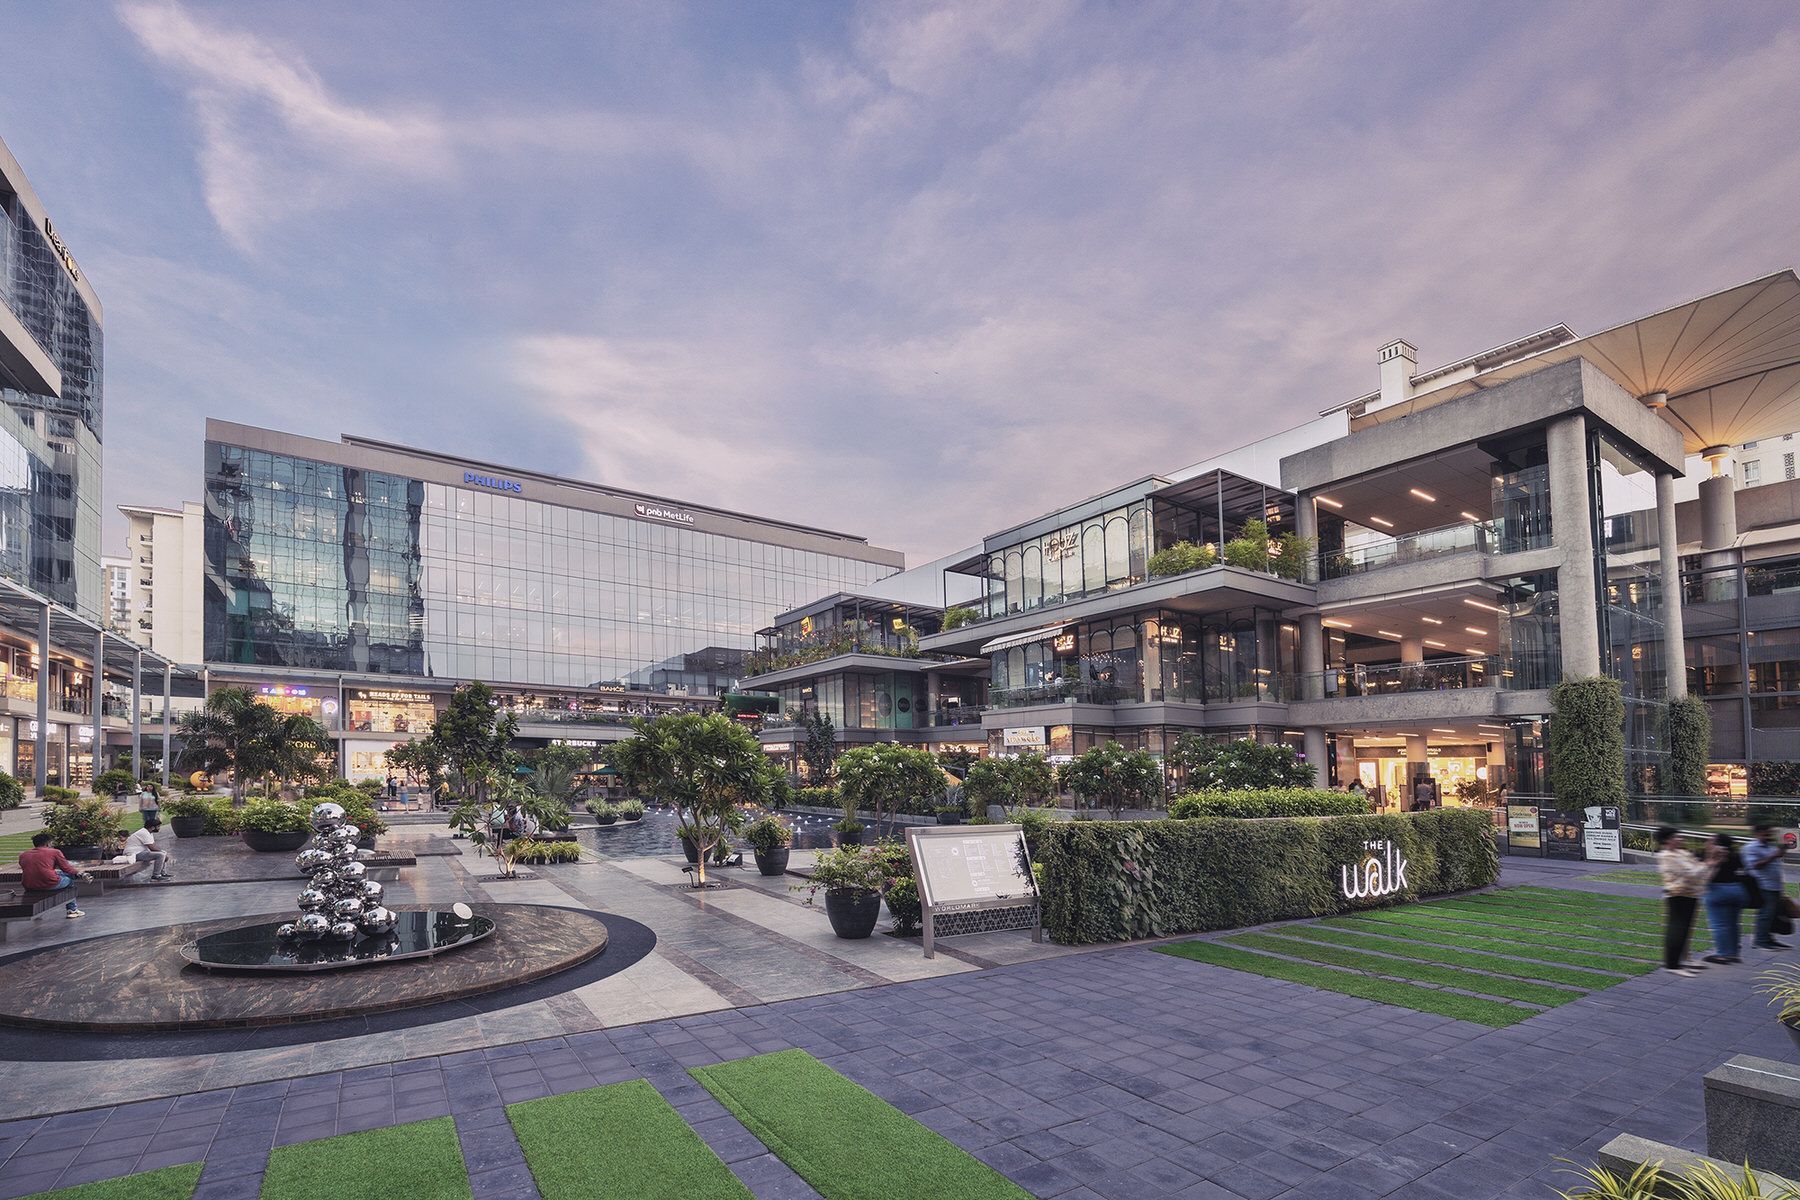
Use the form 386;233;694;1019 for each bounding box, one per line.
43;218;81;281
633;502;695;525
260;685;309;697
1002;727;1047;748
1506;803;1542;853
1582;805;1622;863
1339;838;1409;901
552;738;599;747
1044;531;1079;561
464;471;524;493
352;689;435;704
1541;810;1585;861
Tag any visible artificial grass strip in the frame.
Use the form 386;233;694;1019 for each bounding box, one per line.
1221;932;1582;1007
507;1079;751;1200
691;1050;1030;1200
1264;923;1625;990
260;1117;471;1200
1395;905;1661;947
1502;886;1664;914
1422;900;1663;943
19;1164;201;1200
1334;913;1657;973
1455;893;1662;926
1575;870;1800;895
0;812;143;865
1155;940;1531;1027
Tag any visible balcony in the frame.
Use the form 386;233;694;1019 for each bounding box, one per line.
1319;518;1550;580
926;705;987;727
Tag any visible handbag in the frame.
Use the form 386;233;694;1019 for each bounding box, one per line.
1742;874;1764;909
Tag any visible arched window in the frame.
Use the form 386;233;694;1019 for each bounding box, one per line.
987;556;1005;619
1005;646;1025;692
1105;516;1129;587
1128;507;1152;582
1082;524;1106;594
1005;550;1024;614
1022;545;1043;611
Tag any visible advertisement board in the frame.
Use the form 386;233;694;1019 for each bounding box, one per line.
1002;727;1047;748
1540;809;1585;860
1582;805;1622;863
906;824;1041;958
1506;803;1542;854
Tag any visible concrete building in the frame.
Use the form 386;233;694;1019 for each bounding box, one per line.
101;555;129;637
118;502;205;664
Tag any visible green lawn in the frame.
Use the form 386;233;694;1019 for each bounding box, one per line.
692;1050;1031;1200
508;1079;750;1199
18;1164;200;1200
1581;868;1800;895
1157;887;1667;1030
260;1118;471;1200
0;811;144;865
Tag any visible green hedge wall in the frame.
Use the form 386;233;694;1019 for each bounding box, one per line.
1549;676;1625;809
1168;789;1370;819
1036;808;1498;944
1662;695;1710;797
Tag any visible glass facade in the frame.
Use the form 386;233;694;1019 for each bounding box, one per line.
1682;554;1800;772
775;671;922;732
203;441;896;691
980;499;1154;620
1594;430;1670;793
0;195;103;616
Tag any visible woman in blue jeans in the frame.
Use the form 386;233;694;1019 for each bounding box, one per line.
1703;832;1750;964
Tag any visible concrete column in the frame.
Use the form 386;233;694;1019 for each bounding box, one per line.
131;650;144;774
1400;637;1423;664
1404;732;1428;806
161;664;172;789
92;629;105;773
1698;468;1739;605
1295;494;1319;582
1303;726;1329;788
1299;614;1325;700
1547;412;1602;678
34;604;49;796
1655;473;1688;700
925;671;941;723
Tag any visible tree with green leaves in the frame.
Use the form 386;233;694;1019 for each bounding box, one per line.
177;687;333;801
1167;734;1315;791
836;744;946;828
526;742;592;804
609;713;774;885
385;738;447;803
1058;742;1165;818
962;755;1056;816
797;709;838;784
425;681;519;805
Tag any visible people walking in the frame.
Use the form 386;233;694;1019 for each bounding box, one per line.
1656;826;1710;976
1701;831;1749;964
136;782;159;827
1743;823;1791;951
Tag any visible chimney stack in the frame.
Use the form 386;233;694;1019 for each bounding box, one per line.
1377;339;1417;410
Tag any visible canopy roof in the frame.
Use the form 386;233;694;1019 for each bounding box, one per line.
1360;270;1800;455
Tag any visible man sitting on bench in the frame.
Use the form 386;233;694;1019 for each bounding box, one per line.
124;819;174;881
18;834;88;919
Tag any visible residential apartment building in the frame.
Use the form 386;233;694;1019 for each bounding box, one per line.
118;502;204;664
102;555;130;637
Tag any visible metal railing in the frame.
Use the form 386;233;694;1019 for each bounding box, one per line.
1319;518;1553;579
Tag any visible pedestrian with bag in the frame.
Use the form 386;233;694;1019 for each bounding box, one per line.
1656;826;1711;976
1702;831;1750;964
1743;823;1791;951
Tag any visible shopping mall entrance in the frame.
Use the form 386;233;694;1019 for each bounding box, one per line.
1332;718;1545;814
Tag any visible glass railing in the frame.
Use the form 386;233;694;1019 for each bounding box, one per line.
1621;795;1800;832
1319;518;1552;579
989;681;1137;708
1292;655;1501;698
927;705;986;727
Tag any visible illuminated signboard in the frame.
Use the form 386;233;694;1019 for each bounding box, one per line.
1339;838;1410;902
42;218;81;281
464;471;524;493
633;502;695;525
260;685;309;697
1002;727;1047;748
353;689;435;704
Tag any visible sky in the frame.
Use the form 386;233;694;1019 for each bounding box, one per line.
3;1;1798;565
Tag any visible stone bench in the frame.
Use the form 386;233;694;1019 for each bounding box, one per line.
1705;1054;1800;1179
1597;1133;1795;1196
0;889;72;941
0;860;150;896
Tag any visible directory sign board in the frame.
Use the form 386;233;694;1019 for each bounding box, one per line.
906;824;1041;958
1582;805;1622;863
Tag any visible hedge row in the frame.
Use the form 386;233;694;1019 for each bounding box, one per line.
1036;809;1499;944
1168;789;1369;820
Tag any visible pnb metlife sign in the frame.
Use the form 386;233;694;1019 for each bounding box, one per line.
464;471;524;494
633;502;695;525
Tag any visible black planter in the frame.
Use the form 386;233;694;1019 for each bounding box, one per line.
620;814;641;823
836;826;864;847
357;833;376;851
754;847;790;876
936;811;963;826
596;813;618;826
681;836;699;864
170;815;208;840
1786;1018;1800;1056
242;829;309;853
824;887;881;939
56;844;100;862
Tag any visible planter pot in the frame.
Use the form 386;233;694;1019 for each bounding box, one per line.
56;844;100;862
242;829;309;853
620;813;642;823
836;826;864;848
596;813;618;826
754;847;790;877
823;887;881;939
357;833;377;852
680;836;699;864
1786;1018;1800;1056
936;811;963;826
170;815;208;840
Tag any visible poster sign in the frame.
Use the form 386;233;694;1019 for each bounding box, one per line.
1506;803;1542;854
906;824;1040;958
1541;809;1584;860
1002;727;1047;748
1582;805;1622;863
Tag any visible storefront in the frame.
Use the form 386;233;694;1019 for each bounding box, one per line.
12;719;94;789
343;739;400;783
256;683;337;728
345;688;439;735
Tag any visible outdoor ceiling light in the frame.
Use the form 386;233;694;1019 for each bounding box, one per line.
1463;598;1502;613
1369;516;1394;528
1432;728;1456;734
1323;618;1353;629
1377;629;1400;637
1421;616;1443;625
1408;488;1437;502
1459;511;1482;522
1466;647;1485;655
1316;496;1344;509
1465;626;1487;635
1424;639;1447;648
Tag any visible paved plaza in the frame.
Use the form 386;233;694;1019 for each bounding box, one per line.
0;820;1791;1199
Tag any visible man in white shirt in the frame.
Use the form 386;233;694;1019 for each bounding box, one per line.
124;818;173;881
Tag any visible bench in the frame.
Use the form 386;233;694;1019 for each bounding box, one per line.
360;852;416;883
0;860;150;896
0;889;72;941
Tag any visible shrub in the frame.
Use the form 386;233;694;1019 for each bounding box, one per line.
837;744;945;824
871;840;920;934
618;799;645;820
589;800;618;820
1169;789;1370;820
1169;735;1316;791
941;606;979;631
92;768;138;798
1549;676;1625;809
794;786;838;810
745;816;792;853
239;799;310;834
1662;695;1711;798
510;838;583;864
0;771;22;811
164;794;239;834
43;799;128;852
1035;808;1497;944
1005;805;1054;855
1148;541;1218;577
1749;761;1800;797
795;845;888;899
43;785;79;803
1058;743;1163;818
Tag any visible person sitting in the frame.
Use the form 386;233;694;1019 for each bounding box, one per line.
17;833;89;918
123;819;174;881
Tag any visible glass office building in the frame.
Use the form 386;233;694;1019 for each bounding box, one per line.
202;422;903;693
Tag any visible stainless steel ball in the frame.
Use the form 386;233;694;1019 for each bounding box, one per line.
336;860;366;883
359;905;396;934
327;920;360;939
276;922;298;939
310;801;346;831
332;896;365;919
310;869;338;891
296;848;332;875
358;880;384;904
297;887;328;911
296;912;330;938
328;826;361;848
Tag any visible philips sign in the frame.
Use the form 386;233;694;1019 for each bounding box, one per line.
465;471;523;493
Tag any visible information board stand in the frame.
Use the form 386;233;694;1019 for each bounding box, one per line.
1581;805;1622;863
905;824;1041;959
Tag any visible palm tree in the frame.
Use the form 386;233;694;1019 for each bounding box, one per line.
177;688;333;800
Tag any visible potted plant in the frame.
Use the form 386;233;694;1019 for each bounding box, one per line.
795;845;887;939
591;801;619;827
239;799;311;852
1757;965;1800;1053
833;816;864;846
163;794;215;840
935;805;964;826
744;816;792;876
872;841;921;934
677;820;701;863
617;799;644;823
44;799;126;861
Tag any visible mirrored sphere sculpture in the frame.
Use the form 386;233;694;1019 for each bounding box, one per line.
310;802;346;831
281;804;391;940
